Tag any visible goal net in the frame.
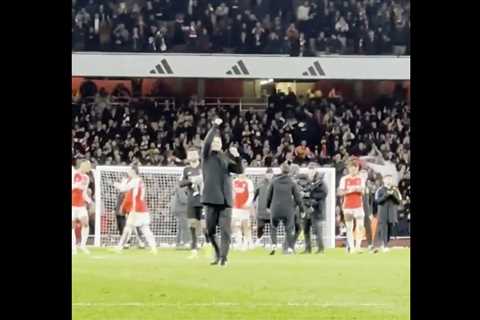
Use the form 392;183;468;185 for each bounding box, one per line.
93;166;336;248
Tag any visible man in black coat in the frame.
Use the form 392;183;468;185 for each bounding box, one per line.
374;175;402;253
303;170;328;254
266;162;304;255
201;118;243;266
253;167;274;245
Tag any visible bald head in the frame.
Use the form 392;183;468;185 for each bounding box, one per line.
280;162;290;175
79;160;91;173
383;175;393;187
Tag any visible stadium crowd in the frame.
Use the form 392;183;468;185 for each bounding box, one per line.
72;0;410;56
72;80;411;235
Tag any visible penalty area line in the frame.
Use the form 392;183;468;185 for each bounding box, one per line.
72;302;389;308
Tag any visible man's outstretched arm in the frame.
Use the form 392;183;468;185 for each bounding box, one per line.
201;119;222;161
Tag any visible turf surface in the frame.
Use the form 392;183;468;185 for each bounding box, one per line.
72;247;410;320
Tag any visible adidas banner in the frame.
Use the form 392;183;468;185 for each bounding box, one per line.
73;53;410;80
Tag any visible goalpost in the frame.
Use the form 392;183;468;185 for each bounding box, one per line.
93;166;336;248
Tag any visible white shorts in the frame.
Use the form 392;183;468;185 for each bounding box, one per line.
343;208;365;220
72;206;88;221
232;209;250;223
232;215;250;224
126;212;151;227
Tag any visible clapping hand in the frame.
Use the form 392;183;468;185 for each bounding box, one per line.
213;118;223;126
229;146;240;158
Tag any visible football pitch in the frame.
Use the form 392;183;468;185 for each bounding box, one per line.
72;247;410;320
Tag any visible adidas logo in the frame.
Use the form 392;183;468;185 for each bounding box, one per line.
226;60;250;75
149;59;174;74
302;61;325;77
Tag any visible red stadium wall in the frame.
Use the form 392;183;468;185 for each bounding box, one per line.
312;80;355;99
205;79;244;97
312;80;410;105
73;78;408;103
142;78;177;96
72;78;133;95
182;79;200;97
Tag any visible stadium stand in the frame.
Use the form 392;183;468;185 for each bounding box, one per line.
72;80;411;236
72;0;410;56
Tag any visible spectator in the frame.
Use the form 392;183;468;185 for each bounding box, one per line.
361;29;379;55
251;22;266;53
376;27;392;54
263;31;283;54
294;139;312;164
296;1;311;34
326;34;343;54
236;23;251;53
335;16;349;34
286;23;300;56
72;0;410;55
314;31;328;55
391;18;409;55
112;23;130;51
215;2;229;23
146;36;158;52
172;14;187;48
186;21;200;52
197;27;211;52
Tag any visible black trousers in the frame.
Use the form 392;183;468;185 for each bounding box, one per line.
364;214;373;246
375;220;396;248
175;214;191;246
270;215;295;249
256;218;270;239
303;216;324;252
292;214;302;246
116;214;126;235
205;205;232;261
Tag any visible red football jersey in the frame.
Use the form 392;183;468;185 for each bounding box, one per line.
72;171;90;207
120;177;148;214
339;174;365;209
233;179;250;209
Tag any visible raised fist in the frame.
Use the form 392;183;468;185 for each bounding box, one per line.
213;118;223;126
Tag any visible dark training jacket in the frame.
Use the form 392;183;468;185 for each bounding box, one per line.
254;179;272;220
309;179;329;220
266;174;304;218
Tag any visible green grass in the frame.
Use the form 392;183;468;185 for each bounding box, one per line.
72;247;410;320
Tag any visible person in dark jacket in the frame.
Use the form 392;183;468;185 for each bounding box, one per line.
266;162;304;255
170;185;191;249
362;171;374;250
290;164;304;250
253;167;274;245
115;191;127;236
374;175;402;253
303;171;328;254
201;118;243;266
179;148;207;258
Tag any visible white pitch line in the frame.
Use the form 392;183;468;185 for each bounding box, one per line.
73;302;388;308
